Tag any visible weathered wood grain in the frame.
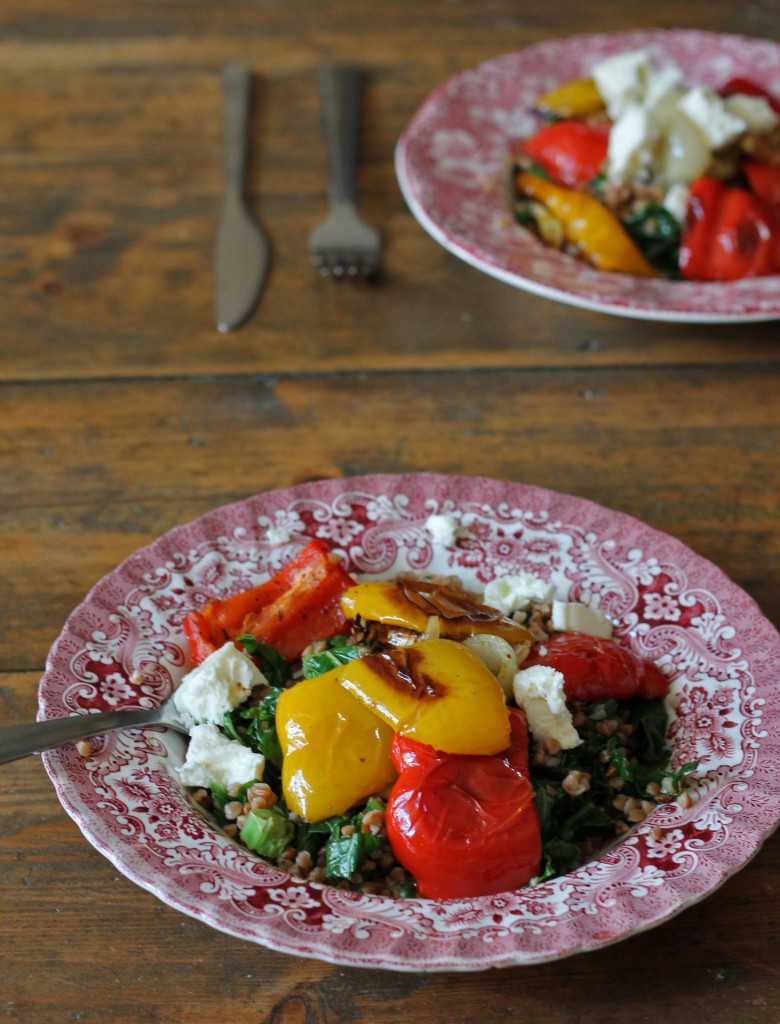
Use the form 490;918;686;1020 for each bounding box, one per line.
1;2;778;382
2;367;777;670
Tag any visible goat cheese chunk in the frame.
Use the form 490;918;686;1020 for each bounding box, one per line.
677;87;746;149
483;573;555;616
513;665;581;750
178;723;265;789
590;48;773;188
607;103;658;181
425;512;470;547
174;642;266;729
723;93;779;133
592;48;655;119
266;525;292;545
551;600;613;638
662;182;690;222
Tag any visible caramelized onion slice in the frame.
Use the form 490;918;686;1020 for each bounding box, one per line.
462;633;526;698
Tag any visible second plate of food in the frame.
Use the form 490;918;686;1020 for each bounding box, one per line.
395;29;780;322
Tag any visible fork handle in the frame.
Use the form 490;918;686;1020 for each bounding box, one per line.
221;63;253;195
318;64;363;207
0;707;163;765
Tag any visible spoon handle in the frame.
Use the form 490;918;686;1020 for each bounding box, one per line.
0;707;164;765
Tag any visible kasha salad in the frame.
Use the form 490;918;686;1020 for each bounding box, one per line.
510;47;780;281
174;531;696;900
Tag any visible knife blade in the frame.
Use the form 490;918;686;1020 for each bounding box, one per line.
214;63;271;332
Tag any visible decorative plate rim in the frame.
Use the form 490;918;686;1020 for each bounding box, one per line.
395;29;780;323
40;473;780;970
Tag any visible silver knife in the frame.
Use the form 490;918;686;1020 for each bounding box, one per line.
214;64;271;332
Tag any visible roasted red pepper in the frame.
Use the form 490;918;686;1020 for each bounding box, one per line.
182;609;218;664
743;161;780;214
522;119;610;189
679;177;780;281
385;707;541;899
719;77;780;115
183;538;355;665
522;632;669;702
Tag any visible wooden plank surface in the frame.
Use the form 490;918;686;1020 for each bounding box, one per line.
2;368;778;677
2;3;779;381
1;0;779;1021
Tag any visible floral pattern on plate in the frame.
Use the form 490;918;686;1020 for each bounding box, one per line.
395;30;780;322
40;473;780;970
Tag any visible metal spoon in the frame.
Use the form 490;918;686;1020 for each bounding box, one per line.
0;692;188;766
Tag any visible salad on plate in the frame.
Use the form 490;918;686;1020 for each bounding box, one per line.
42;474;780;967
172;528;696;901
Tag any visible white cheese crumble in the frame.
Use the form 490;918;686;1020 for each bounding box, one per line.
662;182;690;223
178;723;265;789
592;48;669;119
606;103;657;182
483;572;555;616
174;642;267;729
550;600;613;638
723;93;779;133
590;47;779;189
512;665;581;750
424;512;470;547
677;87;747;150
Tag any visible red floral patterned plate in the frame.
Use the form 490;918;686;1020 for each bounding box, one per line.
395;30;780;322
40;474;780;970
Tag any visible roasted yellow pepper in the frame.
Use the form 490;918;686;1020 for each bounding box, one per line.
339;638;510;756
515;172;658;277
534;77;605;119
276;667;396;822
341;579;533;648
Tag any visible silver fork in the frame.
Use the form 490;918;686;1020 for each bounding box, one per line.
0;691;188;765
309;64;381;278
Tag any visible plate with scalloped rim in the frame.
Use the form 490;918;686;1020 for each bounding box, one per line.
40;472;780;970
395;29;780;322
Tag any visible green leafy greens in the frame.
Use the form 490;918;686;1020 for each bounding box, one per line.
621;201;682;276
301;634;362;678
236;633;292;686
530;695;697;880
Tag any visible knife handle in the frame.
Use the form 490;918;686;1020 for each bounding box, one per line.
317;64;363;207
221;63;253;194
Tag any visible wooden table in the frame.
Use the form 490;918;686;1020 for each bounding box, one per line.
1;2;778;1021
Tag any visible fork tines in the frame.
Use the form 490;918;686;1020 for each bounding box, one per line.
310;246;380;279
311;64;381;280
308;206;381;279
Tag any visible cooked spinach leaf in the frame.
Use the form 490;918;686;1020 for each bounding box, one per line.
529;695;692;879
235;634;292;686
302;634;362;678
622;201;682;276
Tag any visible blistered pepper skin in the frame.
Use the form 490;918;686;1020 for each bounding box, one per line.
515;171;658;277
276;667;396;823
341;579;533;647
534;76;606;118
522;120;610;188
679;177;779;281
183;539;355;666
338;638;511;756
522;631;670;701
385;707;541;899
